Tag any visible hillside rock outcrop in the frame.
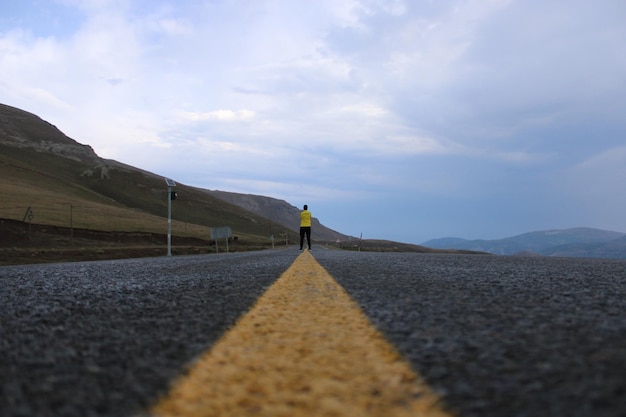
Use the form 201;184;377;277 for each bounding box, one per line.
0;103;100;163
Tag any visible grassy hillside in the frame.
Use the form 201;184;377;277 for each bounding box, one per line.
0;103;300;248
1;103;464;265
0;144;298;242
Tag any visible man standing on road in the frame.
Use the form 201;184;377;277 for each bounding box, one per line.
300;204;312;251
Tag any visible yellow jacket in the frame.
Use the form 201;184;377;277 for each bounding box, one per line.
300;210;312;227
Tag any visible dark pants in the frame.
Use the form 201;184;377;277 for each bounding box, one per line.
300;227;311;249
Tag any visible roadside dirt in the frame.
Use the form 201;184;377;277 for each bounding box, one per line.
0;218;266;266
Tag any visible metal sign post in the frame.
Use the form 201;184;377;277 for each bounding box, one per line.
164;178;177;256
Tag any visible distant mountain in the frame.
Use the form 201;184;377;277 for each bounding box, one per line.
206;190;352;242
423;228;626;259
538;235;626;259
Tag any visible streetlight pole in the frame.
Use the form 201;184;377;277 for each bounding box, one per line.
164;178;177;256
167;186;172;256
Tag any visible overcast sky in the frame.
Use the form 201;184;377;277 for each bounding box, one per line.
2;0;625;243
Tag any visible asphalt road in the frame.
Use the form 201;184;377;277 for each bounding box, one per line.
314;250;626;417
1;248;625;417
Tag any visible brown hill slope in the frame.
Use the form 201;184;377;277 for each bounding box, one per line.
207;190;352;242
0;103;302;244
0;103;466;265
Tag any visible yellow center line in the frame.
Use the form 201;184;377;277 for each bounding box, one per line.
149;250;453;417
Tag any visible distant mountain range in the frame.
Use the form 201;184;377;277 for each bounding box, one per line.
423;228;626;259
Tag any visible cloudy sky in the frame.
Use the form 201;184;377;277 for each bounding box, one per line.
1;0;625;243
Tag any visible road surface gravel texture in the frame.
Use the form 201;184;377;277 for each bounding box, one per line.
313;250;626;417
1;250;296;417
1;248;624;417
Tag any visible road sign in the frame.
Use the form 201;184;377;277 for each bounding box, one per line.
211;226;232;253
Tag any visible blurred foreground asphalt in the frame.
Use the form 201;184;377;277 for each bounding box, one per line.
1;248;625;417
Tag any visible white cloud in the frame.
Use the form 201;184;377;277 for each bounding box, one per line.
558;146;626;231
218;177;369;204
340;102;387;117
575;146;626;178
1;0;625;241
20;86;74;112
179;109;256;122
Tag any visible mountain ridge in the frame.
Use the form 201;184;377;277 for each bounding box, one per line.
0;104;100;163
0;103;326;243
205;189;351;242
423;227;626;259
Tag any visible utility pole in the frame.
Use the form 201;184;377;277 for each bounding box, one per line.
164;178;177;256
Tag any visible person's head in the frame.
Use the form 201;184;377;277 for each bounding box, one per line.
303;204;308;210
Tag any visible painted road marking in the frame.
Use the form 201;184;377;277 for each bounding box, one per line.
149;250;452;417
